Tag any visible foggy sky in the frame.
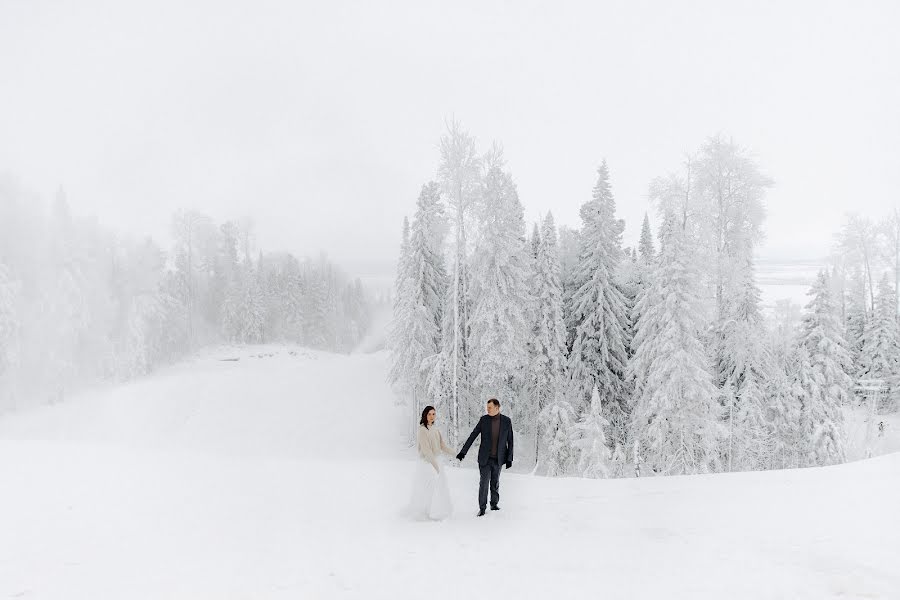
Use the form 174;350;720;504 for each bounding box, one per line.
1;0;898;279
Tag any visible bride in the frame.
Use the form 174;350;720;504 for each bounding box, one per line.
407;405;455;521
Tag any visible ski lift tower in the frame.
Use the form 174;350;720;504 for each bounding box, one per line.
855;377;887;458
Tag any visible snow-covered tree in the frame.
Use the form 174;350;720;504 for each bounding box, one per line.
838;214;879;315
766;345;804;469
842;262;869;366
573;386;612;478
692;136;772;325
527;213;569;466
437;120;481;445
538;396;576;477
469;152;531;425
628;212;722;476
857;274;900;411
798;270;853;466
566;161;631;436
389;183;447;428
715;259;775;471
638;212;655;264
222;258;265;344
389;217;412;355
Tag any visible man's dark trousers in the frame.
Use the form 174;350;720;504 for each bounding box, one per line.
479;456;501;510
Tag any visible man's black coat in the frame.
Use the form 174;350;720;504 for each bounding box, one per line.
459;414;514;467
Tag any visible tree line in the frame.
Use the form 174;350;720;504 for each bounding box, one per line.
0;180;374;412
388;122;899;478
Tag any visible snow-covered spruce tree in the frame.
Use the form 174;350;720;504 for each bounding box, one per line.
538;395;577;476
526;213;569;467
798;270;853;466
857;274;900;411
628;211;722;476
421;287;457;429
732;355;775;470
566;161;631;438
388;217;412;387
469;150;531;426
624;213;656;398
388;183;447;428
638;212;655;264
717;259;775;471
388;217;411;332
765;344;804;470
840;262;869;368
628;212;657;323
222;258;265;344
572;385;612;478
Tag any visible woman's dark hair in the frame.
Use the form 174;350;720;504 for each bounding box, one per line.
420;405;436;427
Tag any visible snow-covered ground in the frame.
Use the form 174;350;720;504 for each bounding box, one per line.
1;346;899;599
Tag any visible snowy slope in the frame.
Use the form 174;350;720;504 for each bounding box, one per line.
1;346;899;599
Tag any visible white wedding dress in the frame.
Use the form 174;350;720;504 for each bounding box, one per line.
407;424;454;521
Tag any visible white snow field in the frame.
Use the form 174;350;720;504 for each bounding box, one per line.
1;346;899;599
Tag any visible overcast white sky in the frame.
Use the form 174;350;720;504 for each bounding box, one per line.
1;0;898;278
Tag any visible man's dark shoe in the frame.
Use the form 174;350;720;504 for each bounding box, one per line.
477;508;486;516
490;505;500;511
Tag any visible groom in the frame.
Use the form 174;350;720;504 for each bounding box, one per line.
456;398;514;517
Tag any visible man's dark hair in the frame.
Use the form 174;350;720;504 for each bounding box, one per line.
487;398;500;407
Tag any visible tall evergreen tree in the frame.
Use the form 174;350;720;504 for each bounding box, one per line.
717;259;774;471
629;213;722;475
798;270;853;466
767;345;804;469
638;213;655;264
857;274;900;411
388;217;413;385
389;183;447;427
566;161;631;437
527;213;569;466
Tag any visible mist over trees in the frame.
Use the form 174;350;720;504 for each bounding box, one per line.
388;122;900;478
0;179;375;413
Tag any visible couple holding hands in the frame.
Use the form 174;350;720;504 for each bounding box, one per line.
409;398;514;520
